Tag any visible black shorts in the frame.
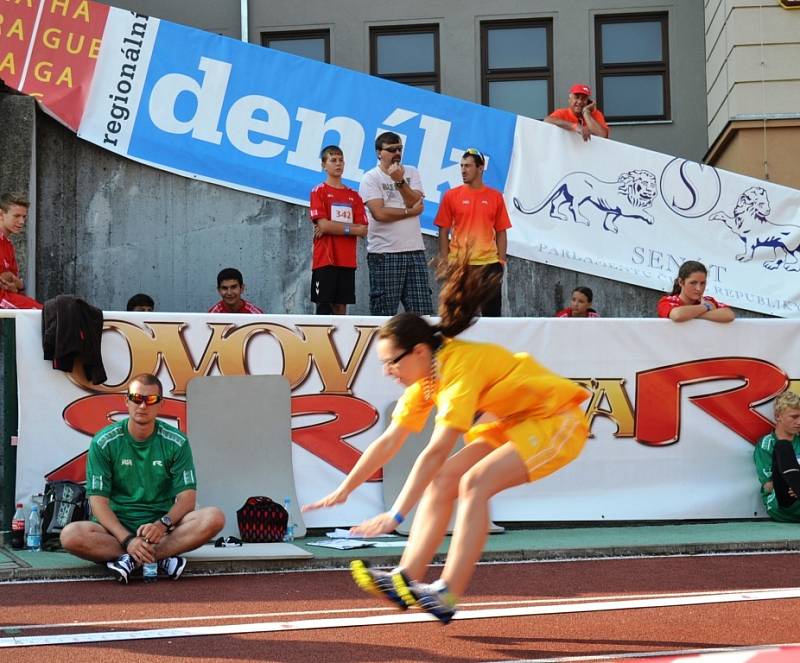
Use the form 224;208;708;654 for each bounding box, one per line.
311;266;356;305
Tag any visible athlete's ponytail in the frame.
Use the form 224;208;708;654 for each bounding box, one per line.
435;250;501;338
378;250;501;351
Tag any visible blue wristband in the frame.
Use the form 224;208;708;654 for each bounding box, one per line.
390;510;405;525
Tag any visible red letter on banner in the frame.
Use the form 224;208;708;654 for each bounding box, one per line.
53;394;187;482
635;358;787;446
57;393;379;482
291;394;381;480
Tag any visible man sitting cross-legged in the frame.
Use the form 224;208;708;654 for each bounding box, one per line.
60;373;225;583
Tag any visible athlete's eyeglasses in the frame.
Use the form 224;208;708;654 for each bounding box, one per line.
127;392;162;406
383;347;413;366
382;146;403;154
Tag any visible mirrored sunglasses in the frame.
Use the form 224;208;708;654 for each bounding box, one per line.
127;392;162;406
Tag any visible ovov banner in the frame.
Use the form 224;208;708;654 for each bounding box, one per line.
1;1;799;317
11;311;800;523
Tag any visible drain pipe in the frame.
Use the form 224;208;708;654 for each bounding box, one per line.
240;0;248;43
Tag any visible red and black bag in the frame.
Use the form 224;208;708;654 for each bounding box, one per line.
236;496;288;543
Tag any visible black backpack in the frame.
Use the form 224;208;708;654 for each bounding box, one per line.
41;481;89;549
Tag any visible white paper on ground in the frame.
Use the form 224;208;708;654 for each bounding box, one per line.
307;539;376;550
326;528;399;539
307;538;408;550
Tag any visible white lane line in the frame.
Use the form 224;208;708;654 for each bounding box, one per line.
2;585;789;632
3;586;800;648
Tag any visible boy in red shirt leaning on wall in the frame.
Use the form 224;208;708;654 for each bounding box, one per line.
0;192;42;310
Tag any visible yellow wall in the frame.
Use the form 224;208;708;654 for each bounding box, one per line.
706;119;800;190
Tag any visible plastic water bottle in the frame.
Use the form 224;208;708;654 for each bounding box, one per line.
26;505;42;552
143;561;158;582
283;497;294;542
11;503;25;550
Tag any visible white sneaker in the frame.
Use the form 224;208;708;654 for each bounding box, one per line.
158;555;187;580
107;553;138;584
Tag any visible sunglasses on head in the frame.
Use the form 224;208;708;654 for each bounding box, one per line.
464;147;485;160
382;146;403;154
127;392;162;406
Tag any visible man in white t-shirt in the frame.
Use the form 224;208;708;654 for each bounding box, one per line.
358;132;433;316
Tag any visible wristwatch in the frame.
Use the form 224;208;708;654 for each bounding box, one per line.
159;515;174;532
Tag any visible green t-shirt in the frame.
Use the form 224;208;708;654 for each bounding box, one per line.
86;418;197;529
753;431;800;522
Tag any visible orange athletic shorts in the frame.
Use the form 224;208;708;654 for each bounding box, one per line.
464;406;589;482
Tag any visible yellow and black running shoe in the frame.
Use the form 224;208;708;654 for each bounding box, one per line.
350;559;408;610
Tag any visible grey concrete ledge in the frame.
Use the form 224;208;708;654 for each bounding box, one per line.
3;538;800;583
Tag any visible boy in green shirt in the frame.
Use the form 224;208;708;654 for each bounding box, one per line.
754;391;800;522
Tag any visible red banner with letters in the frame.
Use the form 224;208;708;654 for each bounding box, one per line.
1;0;108;129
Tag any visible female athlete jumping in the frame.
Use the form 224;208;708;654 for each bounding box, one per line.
303;254;590;624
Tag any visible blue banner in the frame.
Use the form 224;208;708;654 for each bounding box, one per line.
127;20;516;231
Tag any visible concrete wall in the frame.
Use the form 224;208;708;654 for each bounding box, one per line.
32;102;746;319
36;107;315;313
4;90;773;317
97;0;709;162
0;94;35;528
0;94;35;284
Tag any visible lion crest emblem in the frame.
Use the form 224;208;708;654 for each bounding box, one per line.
709;187;800;271
513;170;657;233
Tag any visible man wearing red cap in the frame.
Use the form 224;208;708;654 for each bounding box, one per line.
545;83;609;142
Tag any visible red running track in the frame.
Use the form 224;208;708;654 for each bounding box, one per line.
2;553;800;662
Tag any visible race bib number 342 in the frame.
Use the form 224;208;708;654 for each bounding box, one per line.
331;204;353;222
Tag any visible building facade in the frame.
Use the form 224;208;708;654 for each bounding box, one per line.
101;0;709;162
704;0;800;189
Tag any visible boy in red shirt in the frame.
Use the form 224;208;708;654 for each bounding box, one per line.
0;192;43;310
208;268;263;314
309;145;368;315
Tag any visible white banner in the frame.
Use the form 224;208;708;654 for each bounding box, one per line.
506;117;800;317
12;311;800;524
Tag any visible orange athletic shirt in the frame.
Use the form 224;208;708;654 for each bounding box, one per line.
548;107;610;135
434;185;512;265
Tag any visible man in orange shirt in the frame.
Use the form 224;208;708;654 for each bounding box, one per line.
434;149;511;317
544;83;609;142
